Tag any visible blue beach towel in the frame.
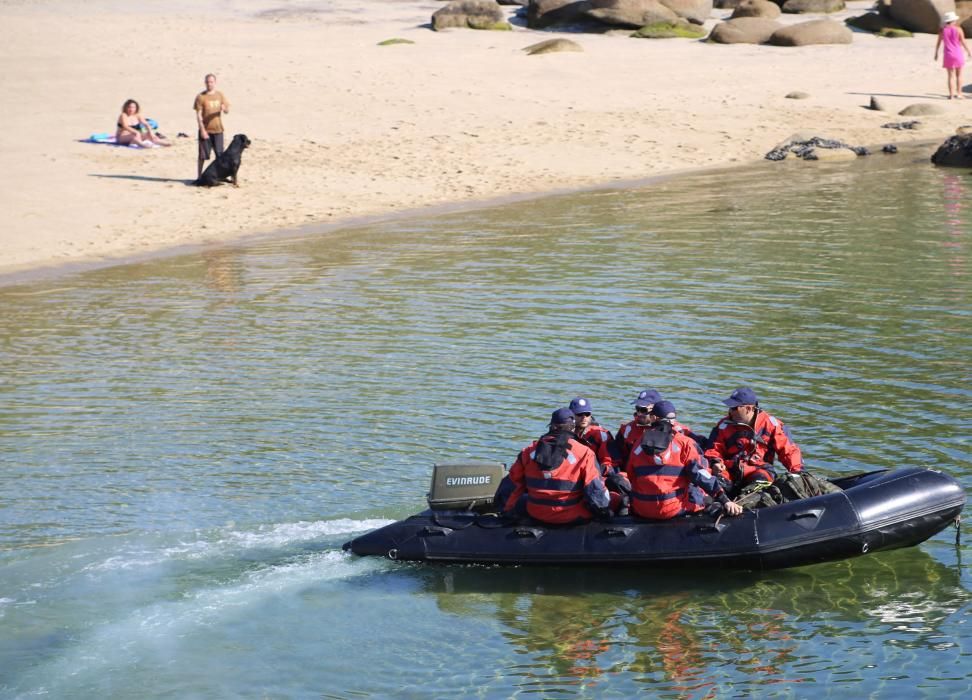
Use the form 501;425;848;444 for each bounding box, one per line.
83;118;161;146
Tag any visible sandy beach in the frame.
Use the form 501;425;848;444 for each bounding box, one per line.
0;0;967;282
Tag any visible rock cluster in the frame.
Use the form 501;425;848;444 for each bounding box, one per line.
765;135;870;161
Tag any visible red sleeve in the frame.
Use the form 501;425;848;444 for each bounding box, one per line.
594;429;615;472
503;450;527;512
704;425;727;462
773;425;803;472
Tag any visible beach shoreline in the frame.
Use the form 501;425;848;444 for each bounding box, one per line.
0;0;967;285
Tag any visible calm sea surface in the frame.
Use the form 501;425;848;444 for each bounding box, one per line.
1;152;970;698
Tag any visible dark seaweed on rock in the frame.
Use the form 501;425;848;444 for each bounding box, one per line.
764;136;867;161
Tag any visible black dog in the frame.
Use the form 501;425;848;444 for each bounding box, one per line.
194;134;251;187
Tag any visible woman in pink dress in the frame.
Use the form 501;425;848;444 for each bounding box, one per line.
934;12;972;99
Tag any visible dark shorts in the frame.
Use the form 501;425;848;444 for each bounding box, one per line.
198;132;225;161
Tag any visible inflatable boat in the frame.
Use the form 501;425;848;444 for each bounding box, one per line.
343;464;965;570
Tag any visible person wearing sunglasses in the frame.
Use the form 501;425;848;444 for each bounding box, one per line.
704;387;803;495
570;396;632;514
627;401;743;520
568;397;617;475
613;389;702;471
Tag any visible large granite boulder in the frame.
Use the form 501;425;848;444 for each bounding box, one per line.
930;133;972;166
527;0;593;28
731;0;782;18
709;16;781;41
769;18;853;44
587;0;679;27
432;0;511;29
888;0;954;34
659;0;714;23
782;0;845;12
845;12;907;32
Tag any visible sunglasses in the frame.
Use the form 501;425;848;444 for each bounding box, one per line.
575;412;592;417
635;406;651;415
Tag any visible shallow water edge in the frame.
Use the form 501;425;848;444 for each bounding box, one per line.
0;138;943;289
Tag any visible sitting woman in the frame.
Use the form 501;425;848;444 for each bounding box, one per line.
116;99;169;148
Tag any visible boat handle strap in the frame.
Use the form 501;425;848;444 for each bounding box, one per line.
420;526;452;537
511;527;544;539
602;527;633;538
788;511;821;521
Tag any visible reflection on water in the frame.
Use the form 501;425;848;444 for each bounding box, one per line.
0;152;969;697
418;545;967;697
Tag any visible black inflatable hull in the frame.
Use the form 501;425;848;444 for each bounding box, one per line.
343;468;966;570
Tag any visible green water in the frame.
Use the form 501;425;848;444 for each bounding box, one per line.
0;153;969;697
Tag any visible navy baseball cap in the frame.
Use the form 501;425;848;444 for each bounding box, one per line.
550;407;576;426
569;397;593;415
650;400;677;419
722;387;759;407
631;389;663;407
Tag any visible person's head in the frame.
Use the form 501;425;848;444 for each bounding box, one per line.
650;400;677;423
944;11;959;25
121;99;139;114
204;73;217;91
549;407;576;433
722;386;759;424
631;388;663;426
569;397;594;432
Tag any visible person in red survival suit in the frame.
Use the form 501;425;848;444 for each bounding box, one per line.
704;387;803;495
569;396;617;474
570;396;632;514
614;389;704;471
627;401;743;520
502;408;612;524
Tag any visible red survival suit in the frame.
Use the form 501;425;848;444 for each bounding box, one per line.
615;418;698;470
503;429;611;524
626;421;730;519
576;423;618;475
704;409;802;486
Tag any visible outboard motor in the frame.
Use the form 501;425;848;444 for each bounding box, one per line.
427;462;505;512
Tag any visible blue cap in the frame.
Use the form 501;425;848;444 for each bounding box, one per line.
650;400;677;419
631;389;663;407
550;407;576;426
722;387;759;408
569;397;593;415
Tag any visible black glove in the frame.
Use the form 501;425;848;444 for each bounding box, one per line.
605;472;632;496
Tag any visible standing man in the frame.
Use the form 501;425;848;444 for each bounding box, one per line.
704;387;803;494
194;73;230;178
